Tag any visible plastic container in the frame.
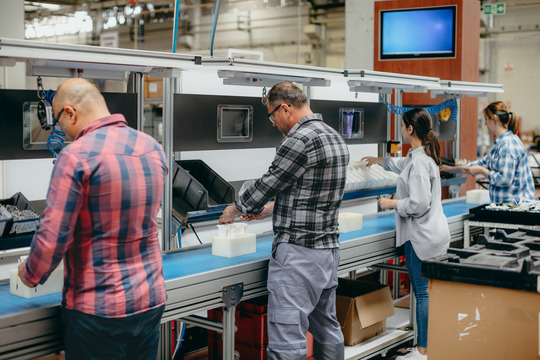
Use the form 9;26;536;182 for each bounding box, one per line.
208;296;314;360
0;205;12;238
469;204;540;226
422;230;540;293
0;192;41;237
212;223;256;258
172;160;234;219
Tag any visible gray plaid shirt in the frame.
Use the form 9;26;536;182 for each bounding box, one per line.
236;113;349;250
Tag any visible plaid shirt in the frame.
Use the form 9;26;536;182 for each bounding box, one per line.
236;113;349;250
23;114;168;318
469;130;535;203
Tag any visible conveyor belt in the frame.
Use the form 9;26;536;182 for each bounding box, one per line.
0;198;477;360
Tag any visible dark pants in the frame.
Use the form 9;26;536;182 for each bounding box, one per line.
61;305;165;360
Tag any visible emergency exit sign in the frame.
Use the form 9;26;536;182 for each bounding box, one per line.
484;3;506;15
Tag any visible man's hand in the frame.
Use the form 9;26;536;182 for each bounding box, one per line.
219;205;242;224
17;259;36;288
240;203;274;221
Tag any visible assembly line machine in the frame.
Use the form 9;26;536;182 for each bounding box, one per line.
0;38;502;360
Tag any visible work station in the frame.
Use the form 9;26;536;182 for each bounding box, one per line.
1;1;539;360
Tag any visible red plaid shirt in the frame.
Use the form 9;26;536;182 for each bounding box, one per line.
23;114;167;318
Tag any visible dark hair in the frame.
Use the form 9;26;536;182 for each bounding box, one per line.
403;108;441;165
266;82;308;108
483;101;518;134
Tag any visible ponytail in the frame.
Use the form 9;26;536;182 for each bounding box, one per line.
403;108;441;165
423;129;441;165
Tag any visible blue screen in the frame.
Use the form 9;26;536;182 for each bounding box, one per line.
380;6;455;59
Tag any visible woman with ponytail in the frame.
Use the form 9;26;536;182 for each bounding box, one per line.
441;101;535;203
362;108;450;360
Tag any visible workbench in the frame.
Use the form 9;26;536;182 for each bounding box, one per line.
0;198;476;360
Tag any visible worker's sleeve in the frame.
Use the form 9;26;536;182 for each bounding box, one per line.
383;156;408;175
23;151;86;285
396;169;432;219
236;136;307;215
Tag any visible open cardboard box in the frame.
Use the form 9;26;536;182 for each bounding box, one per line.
336;278;396;346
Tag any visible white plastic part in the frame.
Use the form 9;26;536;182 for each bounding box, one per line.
212;222;256;258
339;212;364;233
466;189;490;204
10;259;63;299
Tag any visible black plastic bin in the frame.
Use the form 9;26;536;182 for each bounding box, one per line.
469;204;540;226
0;192;41;237
172;160;234;220
422;230;540;293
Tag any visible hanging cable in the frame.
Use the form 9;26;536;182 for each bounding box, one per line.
172;0;181;53
209;0;221;57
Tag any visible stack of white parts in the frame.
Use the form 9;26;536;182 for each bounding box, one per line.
10;257;63;299
212;222;256;258
345;161;398;191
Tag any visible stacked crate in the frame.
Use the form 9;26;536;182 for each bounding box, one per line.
208;296;314;360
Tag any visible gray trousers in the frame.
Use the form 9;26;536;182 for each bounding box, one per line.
267;243;344;360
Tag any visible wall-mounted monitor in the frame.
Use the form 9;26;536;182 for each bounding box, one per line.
379;5;456;60
217;104;253;143
339;108;364;140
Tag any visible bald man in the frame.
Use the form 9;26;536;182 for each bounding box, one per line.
18;78;168;360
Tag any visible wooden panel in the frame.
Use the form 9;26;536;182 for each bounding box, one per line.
374;0;480;194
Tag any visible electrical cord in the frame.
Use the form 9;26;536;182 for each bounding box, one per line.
209;0;221;57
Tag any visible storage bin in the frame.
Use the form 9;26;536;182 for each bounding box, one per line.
172;160;234;220
208;296;314;360
0;192;40;237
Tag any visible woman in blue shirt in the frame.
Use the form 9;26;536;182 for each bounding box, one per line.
441;101;535;203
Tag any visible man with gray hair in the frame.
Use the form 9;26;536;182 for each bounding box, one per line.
220;81;349;360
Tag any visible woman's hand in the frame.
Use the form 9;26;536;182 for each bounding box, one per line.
378;198;398;210
361;156;382;167
467;165;489;178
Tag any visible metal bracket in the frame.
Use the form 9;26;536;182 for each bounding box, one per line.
222;283;243;308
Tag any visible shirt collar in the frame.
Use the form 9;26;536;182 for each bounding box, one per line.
494;130;512;144
74;114;128;141
408;146;426;158
288;113;323;134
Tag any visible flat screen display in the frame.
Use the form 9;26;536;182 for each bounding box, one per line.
380;6;456;60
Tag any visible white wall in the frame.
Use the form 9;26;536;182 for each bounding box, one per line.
480;3;540;133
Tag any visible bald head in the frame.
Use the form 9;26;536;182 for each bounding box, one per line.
53;78;111;140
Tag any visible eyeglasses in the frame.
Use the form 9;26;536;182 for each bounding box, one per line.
54;108;65;124
54;107;76;124
267;104;291;124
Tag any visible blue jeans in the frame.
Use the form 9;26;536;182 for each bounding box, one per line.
404;241;428;348
61;305;165;360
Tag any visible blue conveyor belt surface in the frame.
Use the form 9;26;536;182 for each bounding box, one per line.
0;199;478;317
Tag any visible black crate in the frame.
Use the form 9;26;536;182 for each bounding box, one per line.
422;232;540;293
469;204;540;226
172;160;234;219
0;192;41;237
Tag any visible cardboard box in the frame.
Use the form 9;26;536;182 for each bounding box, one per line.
144;76;163;98
336;278;396;346
428;279;540;360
